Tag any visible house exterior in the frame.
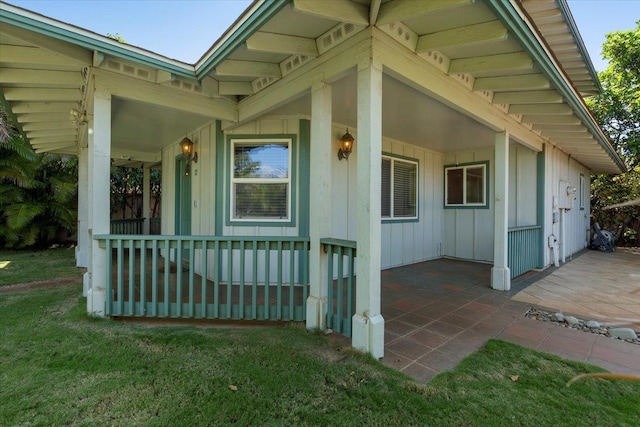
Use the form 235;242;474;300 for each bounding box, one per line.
0;0;625;358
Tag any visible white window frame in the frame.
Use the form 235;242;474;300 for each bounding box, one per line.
381;154;419;221
444;162;488;208
230;138;292;223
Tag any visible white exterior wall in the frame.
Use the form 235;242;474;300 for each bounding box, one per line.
542;144;591;267
442;142;539;263
442;148;495;262
330;125;445;269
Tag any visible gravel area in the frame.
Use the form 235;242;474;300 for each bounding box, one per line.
525;307;640;346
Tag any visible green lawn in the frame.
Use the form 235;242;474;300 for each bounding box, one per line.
1;285;639;426
0;247;82;286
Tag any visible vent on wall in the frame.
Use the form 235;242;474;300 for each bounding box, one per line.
103;59;154;82
317;22;361;55
169;78;204;94
252;76;279;92
281;55;313;77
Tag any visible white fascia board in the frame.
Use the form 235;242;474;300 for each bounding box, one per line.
0;2;195;78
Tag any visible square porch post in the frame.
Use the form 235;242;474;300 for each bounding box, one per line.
142;166;151;234
491;131;511;290
352;55;384;359
86;89;112;316
306;81;333;331
76;144;89;269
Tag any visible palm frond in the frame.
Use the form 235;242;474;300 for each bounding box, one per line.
5;202;45;230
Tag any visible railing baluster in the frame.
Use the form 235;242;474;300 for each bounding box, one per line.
251;240;258;320
276;240;283;320
336;245;344;333
289;241;295;321
140;239;146;316
201;239;208;319
128;238;135;316
326;244;334;330
188;240;195;318
117;239;124;315
176;239;183;317
264;241;271;320
346;247;355;337
239;240;245;320
151;239;158;317
226;240;233;319
213;240;220;318
164;239;170;317
106;239;113;315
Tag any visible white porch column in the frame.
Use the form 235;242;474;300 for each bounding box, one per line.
352;54;384;359
306;81;333;331
142;166;151;234
491;131;511;290
76;145;89;269
86;89;112;316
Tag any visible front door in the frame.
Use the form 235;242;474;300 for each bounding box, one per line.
175;157;191;235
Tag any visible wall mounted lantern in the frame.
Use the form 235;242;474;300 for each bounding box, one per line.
180;136;198;175
337;128;354;161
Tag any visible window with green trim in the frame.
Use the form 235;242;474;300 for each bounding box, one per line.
231;138;291;222
381;155;418;220
445;162;488;207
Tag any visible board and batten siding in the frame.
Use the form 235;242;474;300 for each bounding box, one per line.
542;144;591;267
443;142;539;263
330;125;445;270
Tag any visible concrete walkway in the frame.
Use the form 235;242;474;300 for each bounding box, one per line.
376;254;640;383
512;247;640;329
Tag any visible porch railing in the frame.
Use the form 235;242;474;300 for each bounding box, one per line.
110;218;144;235
94;235;310;322
321;238;357;337
507;225;541;279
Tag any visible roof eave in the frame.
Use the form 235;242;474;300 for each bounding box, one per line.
486;0;625;174
0;1;196;79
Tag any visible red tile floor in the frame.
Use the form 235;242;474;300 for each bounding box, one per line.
372;258;640;383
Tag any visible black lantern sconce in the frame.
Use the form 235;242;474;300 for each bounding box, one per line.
180;136;198;176
337;128;354;160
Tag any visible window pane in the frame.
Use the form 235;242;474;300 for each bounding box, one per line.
235;183;288;219
466;167;484;204
393;161;417;217
446;168;464;205
234;143;288;178
381;158;391;217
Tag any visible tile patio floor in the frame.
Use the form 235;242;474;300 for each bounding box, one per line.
373;255;640;383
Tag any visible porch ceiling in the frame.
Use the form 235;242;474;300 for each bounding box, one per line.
0;0;624;174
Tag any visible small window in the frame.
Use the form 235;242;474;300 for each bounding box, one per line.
579;174;585;210
381;155;418;220
445;162;488;208
230;138;291;222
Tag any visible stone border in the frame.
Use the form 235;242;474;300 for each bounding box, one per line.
525;307;639;345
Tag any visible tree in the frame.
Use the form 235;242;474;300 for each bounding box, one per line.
588;21;640;245
0;106;77;248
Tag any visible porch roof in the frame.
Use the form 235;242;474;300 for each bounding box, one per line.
0;0;625;174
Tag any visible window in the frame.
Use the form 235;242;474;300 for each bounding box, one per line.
381;155;418;220
230;138;292;222
445;162;488;208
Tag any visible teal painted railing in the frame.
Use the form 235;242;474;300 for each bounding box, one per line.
508;225;541;279
110;218;144;235
94;235;310;322
321;238;357;337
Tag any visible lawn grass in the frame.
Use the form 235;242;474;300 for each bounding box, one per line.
0;247;82;286
1;285;639;426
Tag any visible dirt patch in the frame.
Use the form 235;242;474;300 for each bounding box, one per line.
0;276;82;294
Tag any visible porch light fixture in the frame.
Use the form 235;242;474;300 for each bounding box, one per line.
180;136;198;176
337;128;354;161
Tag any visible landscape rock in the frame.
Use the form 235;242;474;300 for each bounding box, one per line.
609;328;638;340
565;315;580;326
586;320;600;329
553;313;565;322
